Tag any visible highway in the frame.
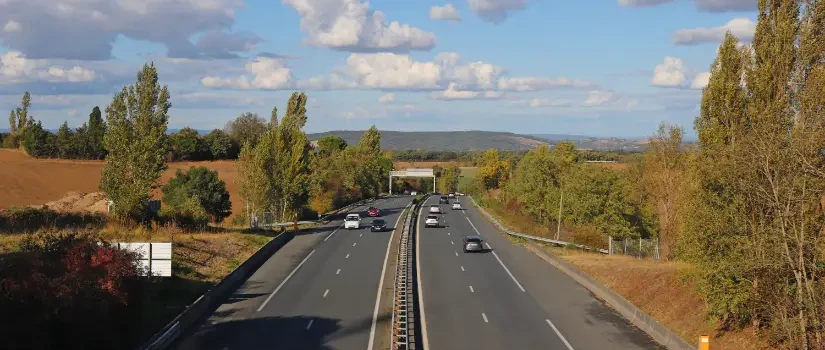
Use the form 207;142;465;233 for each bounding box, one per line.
177;196;413;350
417;196;666;350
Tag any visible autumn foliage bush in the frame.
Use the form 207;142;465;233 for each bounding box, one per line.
0;206;108;234
0;231;147;350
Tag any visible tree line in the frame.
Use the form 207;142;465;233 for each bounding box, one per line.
470;2;825;348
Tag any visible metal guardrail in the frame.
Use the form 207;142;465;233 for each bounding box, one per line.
256;197;379;228
390;196;426;350
467;196;609;254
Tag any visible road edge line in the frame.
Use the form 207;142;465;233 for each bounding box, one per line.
256;249;315;312
416;198;431;350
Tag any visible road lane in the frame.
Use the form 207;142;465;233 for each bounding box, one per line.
177;195;413;350
417;195;666;350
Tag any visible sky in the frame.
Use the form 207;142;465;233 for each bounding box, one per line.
0;0;758;139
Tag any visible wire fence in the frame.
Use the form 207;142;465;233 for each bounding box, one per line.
608;236;660;260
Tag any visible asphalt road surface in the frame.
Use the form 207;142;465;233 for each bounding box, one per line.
178;196;414;350
417;196;666;350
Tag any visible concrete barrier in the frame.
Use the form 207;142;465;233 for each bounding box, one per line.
138;229;295;350
523;242;696;350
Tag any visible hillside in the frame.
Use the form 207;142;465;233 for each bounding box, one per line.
308;130;550;151
532;134;650;151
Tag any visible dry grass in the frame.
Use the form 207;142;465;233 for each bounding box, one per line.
550;249;768;350
0;148;242;219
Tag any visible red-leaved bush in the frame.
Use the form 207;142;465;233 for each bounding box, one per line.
0;231;147;350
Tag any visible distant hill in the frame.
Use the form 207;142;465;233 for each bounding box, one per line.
532;134;649;152
308;130;550;151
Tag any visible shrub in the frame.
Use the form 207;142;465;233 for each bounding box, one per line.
158;197;209;230
0;230;146;350
161;166;232;223
0;207;108;234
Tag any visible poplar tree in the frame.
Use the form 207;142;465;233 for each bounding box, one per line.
99;63;171;220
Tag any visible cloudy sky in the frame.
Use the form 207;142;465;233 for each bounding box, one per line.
0;0;757;138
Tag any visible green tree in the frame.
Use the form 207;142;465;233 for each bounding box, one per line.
55;121;75;158
506;145;559;226
476;149;507;190
225;112;267;148
99;63;171;220
357;125;383;197
162;166;232;223
21;121;57;158
85;106;106;160
168;127;205;161
204;129;236;160
316;135;347;155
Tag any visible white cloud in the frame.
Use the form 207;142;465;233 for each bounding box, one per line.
200;56;293;90
511;98;572;108
67;109;78;117
3;20;21;33
467;0;526;23
176;92;270;108
691;72;710;89
625;99;638;111
428;82;505;100
0;0;257;60
430;4;462;22
497;77;597;91
672;18;756;45
651;56;687;88
341;103;417;120
617;0;674;7
378;93;395;103
303;52;597;94
283;0;437;53
585;90;615;106
0;51;97;84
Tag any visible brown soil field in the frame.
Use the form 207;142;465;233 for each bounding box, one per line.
0;149;241;217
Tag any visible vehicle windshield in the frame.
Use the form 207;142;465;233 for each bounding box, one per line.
345;216;359;221
466;238;482;243
372;220;385;225
427;216;438;220
430;204;438;207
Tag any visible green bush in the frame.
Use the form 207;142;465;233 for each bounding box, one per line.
162;166;232;223
0;207;108;234
158;197;209;230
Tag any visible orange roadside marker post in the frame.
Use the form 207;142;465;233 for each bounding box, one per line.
699;335;710;350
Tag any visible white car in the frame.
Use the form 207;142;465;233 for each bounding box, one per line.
452;202;462;210
425;215;439;227
411;191;418;196
344;213;361;229
448;193;455;198
428;204;441;214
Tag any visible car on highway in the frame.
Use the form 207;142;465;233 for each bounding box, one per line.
370;219;387;232
452;201;462;210
429;204;441;213
439;196;449;204
463;236;484;252
448;192;455;198
344;213;361;229
367;206;381;217
410;191;417;196
425;215;439;227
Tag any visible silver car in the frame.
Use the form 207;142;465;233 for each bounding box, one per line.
463;236;484;253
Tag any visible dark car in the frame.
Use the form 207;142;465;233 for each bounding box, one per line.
439;196;449;204
367;206;381;217
463;236;485;253
370;219;387;231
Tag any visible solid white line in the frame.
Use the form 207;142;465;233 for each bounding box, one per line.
466;217;526;293
323;289;329;298
461;265;465;272
257;249;316;312
336;268;341;275
416;201;431;350
546;319;575;350
482;313;489;323
487;243;526;292
367;202;409;350
306;320;314;330
346;254;350;259
324;226;342;242
469;286;474;293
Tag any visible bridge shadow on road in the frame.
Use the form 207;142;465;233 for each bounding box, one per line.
179;316;340;350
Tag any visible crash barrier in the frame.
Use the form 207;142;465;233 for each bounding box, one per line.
137;229;294;350
390;195;428;350
256;197;380;228
467;196;609;254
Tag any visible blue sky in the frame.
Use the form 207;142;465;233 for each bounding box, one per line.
0;0;758;138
